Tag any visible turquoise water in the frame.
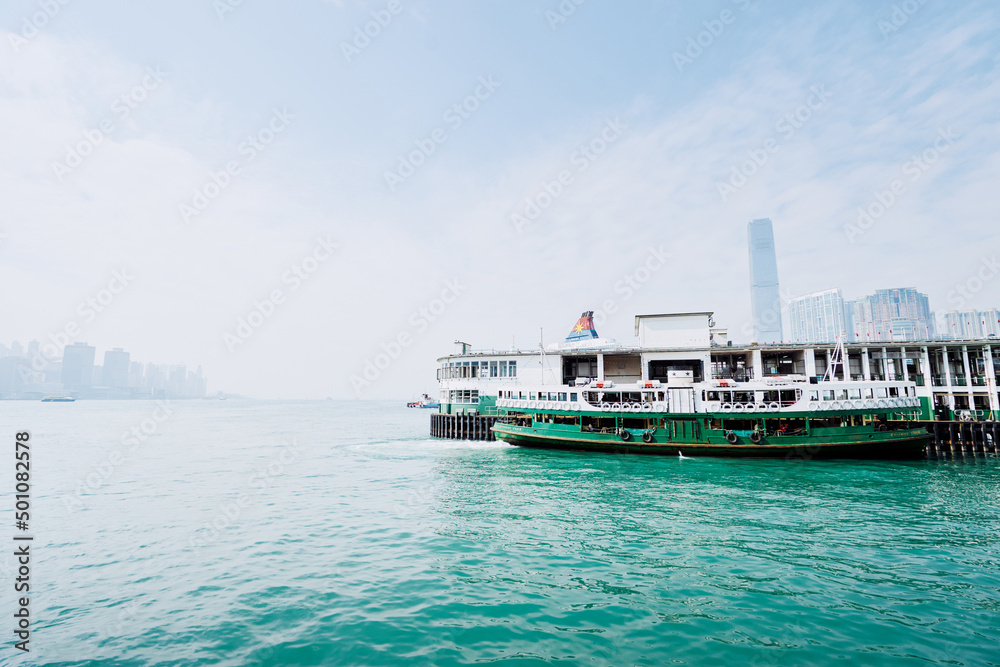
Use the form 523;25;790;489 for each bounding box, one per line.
4;400;1000;666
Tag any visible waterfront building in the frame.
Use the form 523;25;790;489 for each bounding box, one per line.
848;288;934;342
747;218;783;344
436;311;1000;422
982;309;1000;338
61;342;96;389
102;348;131;388
788;288;847;343
944;309;1000;340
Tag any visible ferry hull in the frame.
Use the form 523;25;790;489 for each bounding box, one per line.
493;425;930;460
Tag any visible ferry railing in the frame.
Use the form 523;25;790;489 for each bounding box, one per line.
952;374;968;386
971;375;987;387
931;374;948;386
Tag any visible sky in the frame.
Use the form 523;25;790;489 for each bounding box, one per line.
1;0;998;399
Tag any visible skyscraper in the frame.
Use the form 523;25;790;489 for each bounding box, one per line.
102;348;131;388
982;309;1000;338
943;308;1000;339
748;218;783;343
849;288;934;342
61;342;96;389
788;288;847;343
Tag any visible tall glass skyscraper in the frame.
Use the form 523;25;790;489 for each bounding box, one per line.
788;288;847;342
747;218;783;343
848;288;934;342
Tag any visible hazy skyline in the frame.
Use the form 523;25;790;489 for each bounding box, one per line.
2;0;999;399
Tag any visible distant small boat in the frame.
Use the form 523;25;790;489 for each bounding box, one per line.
407;393;440;409
41;396;76;403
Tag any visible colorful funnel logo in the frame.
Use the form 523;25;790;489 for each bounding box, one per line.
566;311;599;342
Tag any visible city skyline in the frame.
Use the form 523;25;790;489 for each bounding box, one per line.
0;338;208;399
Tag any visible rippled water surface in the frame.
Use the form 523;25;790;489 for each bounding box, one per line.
5;400;1000;665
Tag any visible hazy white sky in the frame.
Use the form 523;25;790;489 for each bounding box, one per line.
2;0;998;398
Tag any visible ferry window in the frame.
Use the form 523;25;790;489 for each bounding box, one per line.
865;388;874;398
780;390;796;404
529;393;536;400
558;393;567;401
500;361;508;377
490;361;498;377
876;387;888;398
810;391;819;401
889;387;899;397
549;392;557;401
471;361;479;378
837;389;848;400
570;393;578;401
823;390;835;401
509;361;517;377
849;389;861;400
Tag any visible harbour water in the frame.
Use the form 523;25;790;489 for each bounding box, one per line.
5;400;1000;665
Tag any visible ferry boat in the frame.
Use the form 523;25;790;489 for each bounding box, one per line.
407;394;440;409
41;396;76;403
436;311;939;458
492;374;930;459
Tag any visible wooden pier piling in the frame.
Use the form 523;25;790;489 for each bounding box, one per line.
430;413;498;441
926;421;999;456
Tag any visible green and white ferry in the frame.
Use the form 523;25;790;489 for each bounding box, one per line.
492;374;929;459
437;312;941;459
